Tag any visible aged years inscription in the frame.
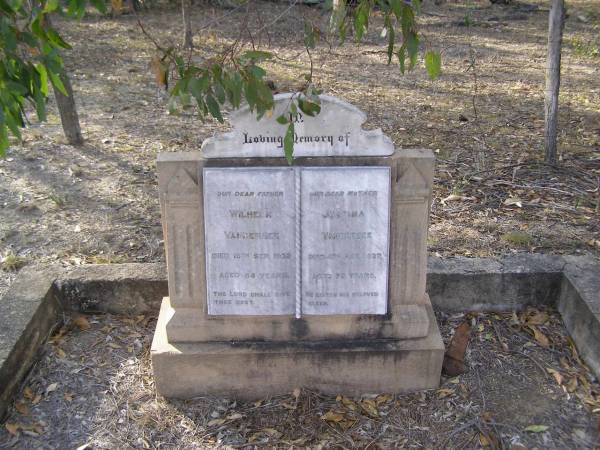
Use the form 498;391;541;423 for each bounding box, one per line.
301;167;390;315
203;168;296;315
203;166;390;316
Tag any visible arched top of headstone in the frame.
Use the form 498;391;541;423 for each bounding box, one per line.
201;93;394;158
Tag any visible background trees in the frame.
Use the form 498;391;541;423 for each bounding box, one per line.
1;0;441;160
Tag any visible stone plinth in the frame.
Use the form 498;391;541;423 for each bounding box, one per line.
152;297;444;398
152;93;444;398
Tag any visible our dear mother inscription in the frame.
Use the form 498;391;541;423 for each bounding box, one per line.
203;166;390;317
152;93;444;398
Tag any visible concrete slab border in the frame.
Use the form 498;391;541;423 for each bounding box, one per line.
1;255;598;420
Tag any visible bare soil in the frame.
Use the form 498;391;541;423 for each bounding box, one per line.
1;308;599;449
0;0;599;293
0;1;599;448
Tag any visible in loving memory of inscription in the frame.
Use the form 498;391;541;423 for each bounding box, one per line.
203;167;390;316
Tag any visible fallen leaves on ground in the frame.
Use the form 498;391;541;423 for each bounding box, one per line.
73;316;91;330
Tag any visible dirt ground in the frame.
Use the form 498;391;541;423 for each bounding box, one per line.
0;0;599;293
1;1;600;448
1;308;599;449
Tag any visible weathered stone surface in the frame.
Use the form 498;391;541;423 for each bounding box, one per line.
203;168;297;315
57;263;168;314
158;156;206;311
301;167;390;315
559;256;600;378
158;152;432;341
0;266;61;421
201;94;394;158
151;297;444;398
427;255;564;311
3;254;600;413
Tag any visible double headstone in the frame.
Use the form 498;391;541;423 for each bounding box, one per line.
151;94;444;398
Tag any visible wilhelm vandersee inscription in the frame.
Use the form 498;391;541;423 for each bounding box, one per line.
203;168;296;315
203;166;391;316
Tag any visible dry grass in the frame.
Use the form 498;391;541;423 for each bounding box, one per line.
0;2;599;447
0;1;598;299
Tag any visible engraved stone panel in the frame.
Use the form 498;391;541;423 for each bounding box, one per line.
204;168;296;315
301;167;390;315
201;94;394;158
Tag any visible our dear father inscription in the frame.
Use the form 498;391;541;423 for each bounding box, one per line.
204;167;390;317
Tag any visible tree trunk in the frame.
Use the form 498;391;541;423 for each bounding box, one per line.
544;0;565;165
44;14;83;146
182;0;193;50
52;68;83;146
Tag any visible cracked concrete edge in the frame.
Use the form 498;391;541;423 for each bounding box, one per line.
558;256;600;380
55;263;169;315
1;254;599;422
426;254;566;312
55;255;570;316
0;266;63;421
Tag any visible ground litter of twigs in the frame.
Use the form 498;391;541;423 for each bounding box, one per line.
1;0;599;297
1;308;599;449
1;0;600;448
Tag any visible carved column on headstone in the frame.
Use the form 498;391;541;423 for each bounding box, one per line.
162;166;205;310
390;150;434;306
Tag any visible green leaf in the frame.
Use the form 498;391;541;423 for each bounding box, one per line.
400;3;414;36
524;425;549;433
205;95;223;123
297;98;321;117
385;15;395;64
46;28;72;49
397;45;406;74
223;71;242;108
188;73;210;101
5;112;22;140
0;126;8;157
0;0;14;14
255;81;274;110
31;16;44;38
276;115;288;125
390;0;402;19
249;65;266;80
214;82;226;104
33;88;47;121
244;79;258;110
424;50;441;80
174;56;185;77
35;63;48;96
353;0;370;42
67;0;85;19
412;0;421;14
406;32;419;69
19;32;38;48
283;122;294;164
43;0;59;13
48;70;68;96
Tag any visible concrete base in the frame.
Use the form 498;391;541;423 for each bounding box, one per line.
151;298;444;398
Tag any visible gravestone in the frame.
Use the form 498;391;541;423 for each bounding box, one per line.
151;93;444;398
